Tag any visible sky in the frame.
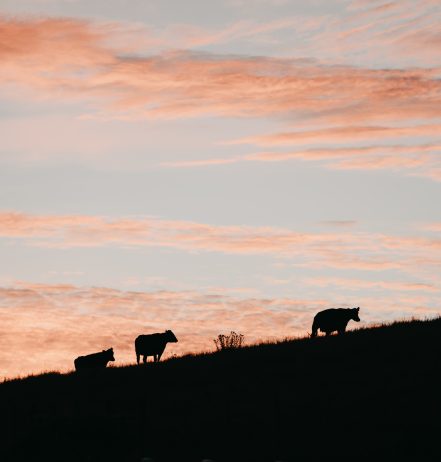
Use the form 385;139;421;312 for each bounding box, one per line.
1;0;440;378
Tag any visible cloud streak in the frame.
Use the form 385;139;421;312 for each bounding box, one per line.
316;0;441;67
233;125;441;146
1;15;441;123
1;211;440;274
163;143;441;181
305;276;439;292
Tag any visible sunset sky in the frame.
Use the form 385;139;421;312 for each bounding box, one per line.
1;0;440;378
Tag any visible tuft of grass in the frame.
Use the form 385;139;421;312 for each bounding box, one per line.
213;331;245;351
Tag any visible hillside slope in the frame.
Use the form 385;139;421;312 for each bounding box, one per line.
1;318;440;461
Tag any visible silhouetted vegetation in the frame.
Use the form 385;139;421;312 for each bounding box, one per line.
213;331;244;351
1;318;440;461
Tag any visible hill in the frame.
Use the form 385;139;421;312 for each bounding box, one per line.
1;318;440;461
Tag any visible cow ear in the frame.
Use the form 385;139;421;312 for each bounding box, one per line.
356;307;360;312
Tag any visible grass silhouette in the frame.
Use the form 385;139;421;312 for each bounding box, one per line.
1;318;440;461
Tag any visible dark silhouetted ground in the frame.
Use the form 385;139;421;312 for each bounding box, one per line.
1;318;440;461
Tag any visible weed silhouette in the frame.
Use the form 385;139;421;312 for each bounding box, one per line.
213;331;244;351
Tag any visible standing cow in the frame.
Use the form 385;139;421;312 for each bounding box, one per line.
74;348;115;371
311;307;360;337
135;330;178;364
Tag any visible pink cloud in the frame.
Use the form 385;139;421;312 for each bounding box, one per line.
1;14;441;183
1;211;440;275
301;251;403;271
323;0;441;67
305;276;439;292
166;16;319;48
0;281;326;378
246;145;439;160
234;125;441;147
0;16;116;96
0;211;345;255
1;15;441;125
164;143;441;181
0;279;437;378
329;154;427;171
360;0;441;53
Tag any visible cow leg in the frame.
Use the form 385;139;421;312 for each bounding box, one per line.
325;331;331;336
143;355;147;364
136;353;140;365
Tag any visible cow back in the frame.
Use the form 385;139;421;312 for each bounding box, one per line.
315;308;352;330
135;333;167;356
74;349;114;371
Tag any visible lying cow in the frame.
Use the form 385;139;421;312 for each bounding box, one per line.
311;307;360;337
135;330;178;364
74;348;115;371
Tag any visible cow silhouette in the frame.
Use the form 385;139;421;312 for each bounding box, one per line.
311;307;360;337
135;330;178;364
74;348;115;371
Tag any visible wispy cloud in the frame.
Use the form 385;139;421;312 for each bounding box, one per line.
305;276;439;292
163;143;441;181
1;211;440;274
1;279;437;378
0;281;326;378
233;125;441;146
1;15;441;123
317;0;441;66
251;144;441;180
2;14;441;182
164;16;320;49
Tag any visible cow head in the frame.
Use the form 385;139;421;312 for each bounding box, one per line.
104;348;115;361
351;307;361;322
165;330;178;343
